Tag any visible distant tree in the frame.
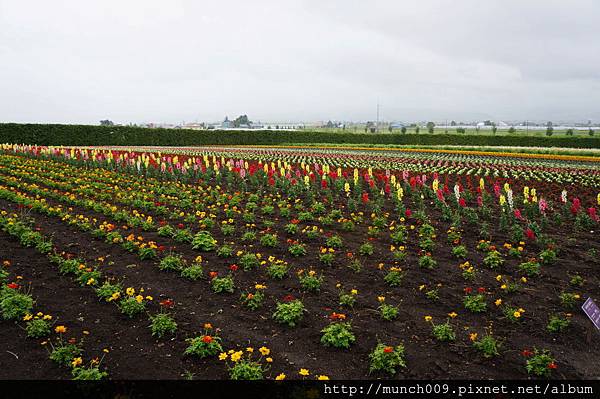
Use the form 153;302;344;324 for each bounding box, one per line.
415;126;420;134
508;126;516;134
233;115;251;127
491;124;498;134
546;121;554;136
401;126;407;134
589;128;595;136
566;128;574;136
388;125;393;133
426;121;435;133
456;127;466;134
100;120;114;126
450;120;457;126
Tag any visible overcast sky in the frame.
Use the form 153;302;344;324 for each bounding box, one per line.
1;0;599;124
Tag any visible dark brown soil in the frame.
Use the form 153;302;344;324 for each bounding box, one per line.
1;185;599;380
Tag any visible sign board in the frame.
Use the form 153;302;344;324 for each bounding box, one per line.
582;297;600;330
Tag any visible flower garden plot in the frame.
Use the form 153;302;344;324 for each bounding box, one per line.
0;145;599;380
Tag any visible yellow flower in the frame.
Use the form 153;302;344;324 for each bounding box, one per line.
255;284;267;290
469;333;478;342
108;292;121;302
350;289;358;295
424;315;432;322
43;314;52;320
275;373;286;380
245;347;254;353
55;325;67;334
448;312;458;318
23;313;33;321
86;278;95;286
135;295;144;303
230;351;243;362
126;287;135;296
495;275;502;282
266;357;273;363
377;296;385;303
495;299;502;306
218;353;228;361
513;311;521;318
103;348;109;353
259;346;270;356
418;284;426;291
145;296;153;301
317;375;330;380
299;368;310;376
71;357;83;367
521;277;527;283
500;284;507;290
82;330;89;335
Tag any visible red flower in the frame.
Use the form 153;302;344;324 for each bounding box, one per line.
525;228;536;240
202;335;213;344
464;287;473;294
383;346;394;354
405;209;412;218
6;282;19;289
477;287;485;293
177;223;185;229
229;264;238;272
159;299;174;308
521;349;532;357
321;180;328;189
548;362;558;370
283;294;295;302
158;245;166;252
208;271;218;279
361;192;369;204
458;198;466;207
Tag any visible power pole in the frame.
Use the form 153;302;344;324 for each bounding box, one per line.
376;100;380;133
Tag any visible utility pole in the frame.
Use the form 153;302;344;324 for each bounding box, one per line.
376;100;380;133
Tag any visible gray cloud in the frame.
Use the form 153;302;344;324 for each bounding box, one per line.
0;0;598;124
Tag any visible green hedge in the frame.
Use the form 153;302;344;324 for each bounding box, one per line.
1;123;599;148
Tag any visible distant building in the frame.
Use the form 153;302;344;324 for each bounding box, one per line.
221;116;234;129
389;122;405;129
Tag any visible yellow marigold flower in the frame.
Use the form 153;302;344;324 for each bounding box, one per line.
23;313;33;321
126;287;135;296
518;308;525;313
55;325;67;334
109;292;121;302
299;368;310;376
218;353;228;361
259;346;270;356
86;278;95;285
317;375;330;380
103;348;109;353
135;295;144;303
43;314;52;320
145;296;153;301
469;333;478;342
71;357;83;367
350;289;358;295
275;373;286;380
513;311;521;318
246;347;254;353
418;284;426;291
424;315;432;322
495;299;502;306
377;296;385;303
266;357;273;363
255;284;266;290
500;284;507;290
520;277;527;283
335;283;341;289
495;275;502;282
448;312;458;318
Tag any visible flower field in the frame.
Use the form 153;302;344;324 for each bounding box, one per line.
0;144;598;380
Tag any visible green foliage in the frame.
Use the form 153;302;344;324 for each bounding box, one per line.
191;231;217;251
181;264;203;280
49;343;82;367
432;321;456;342
149;313;178;338
272;299;305;327
368;343;406;375
1;291;33;320
473;334;501;358
547;314;570;333
118;297;146;318
463;294;487;313
25;318;51;338
320;322;356;349
71;366;108;380
159;255;185;272
379;303;399;321
211;275;235;293
525;348;555;377
184;335;223;358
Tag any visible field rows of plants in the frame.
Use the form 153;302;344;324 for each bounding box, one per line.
0;144;598;380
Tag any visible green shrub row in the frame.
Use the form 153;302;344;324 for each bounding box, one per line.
1;123;600;148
